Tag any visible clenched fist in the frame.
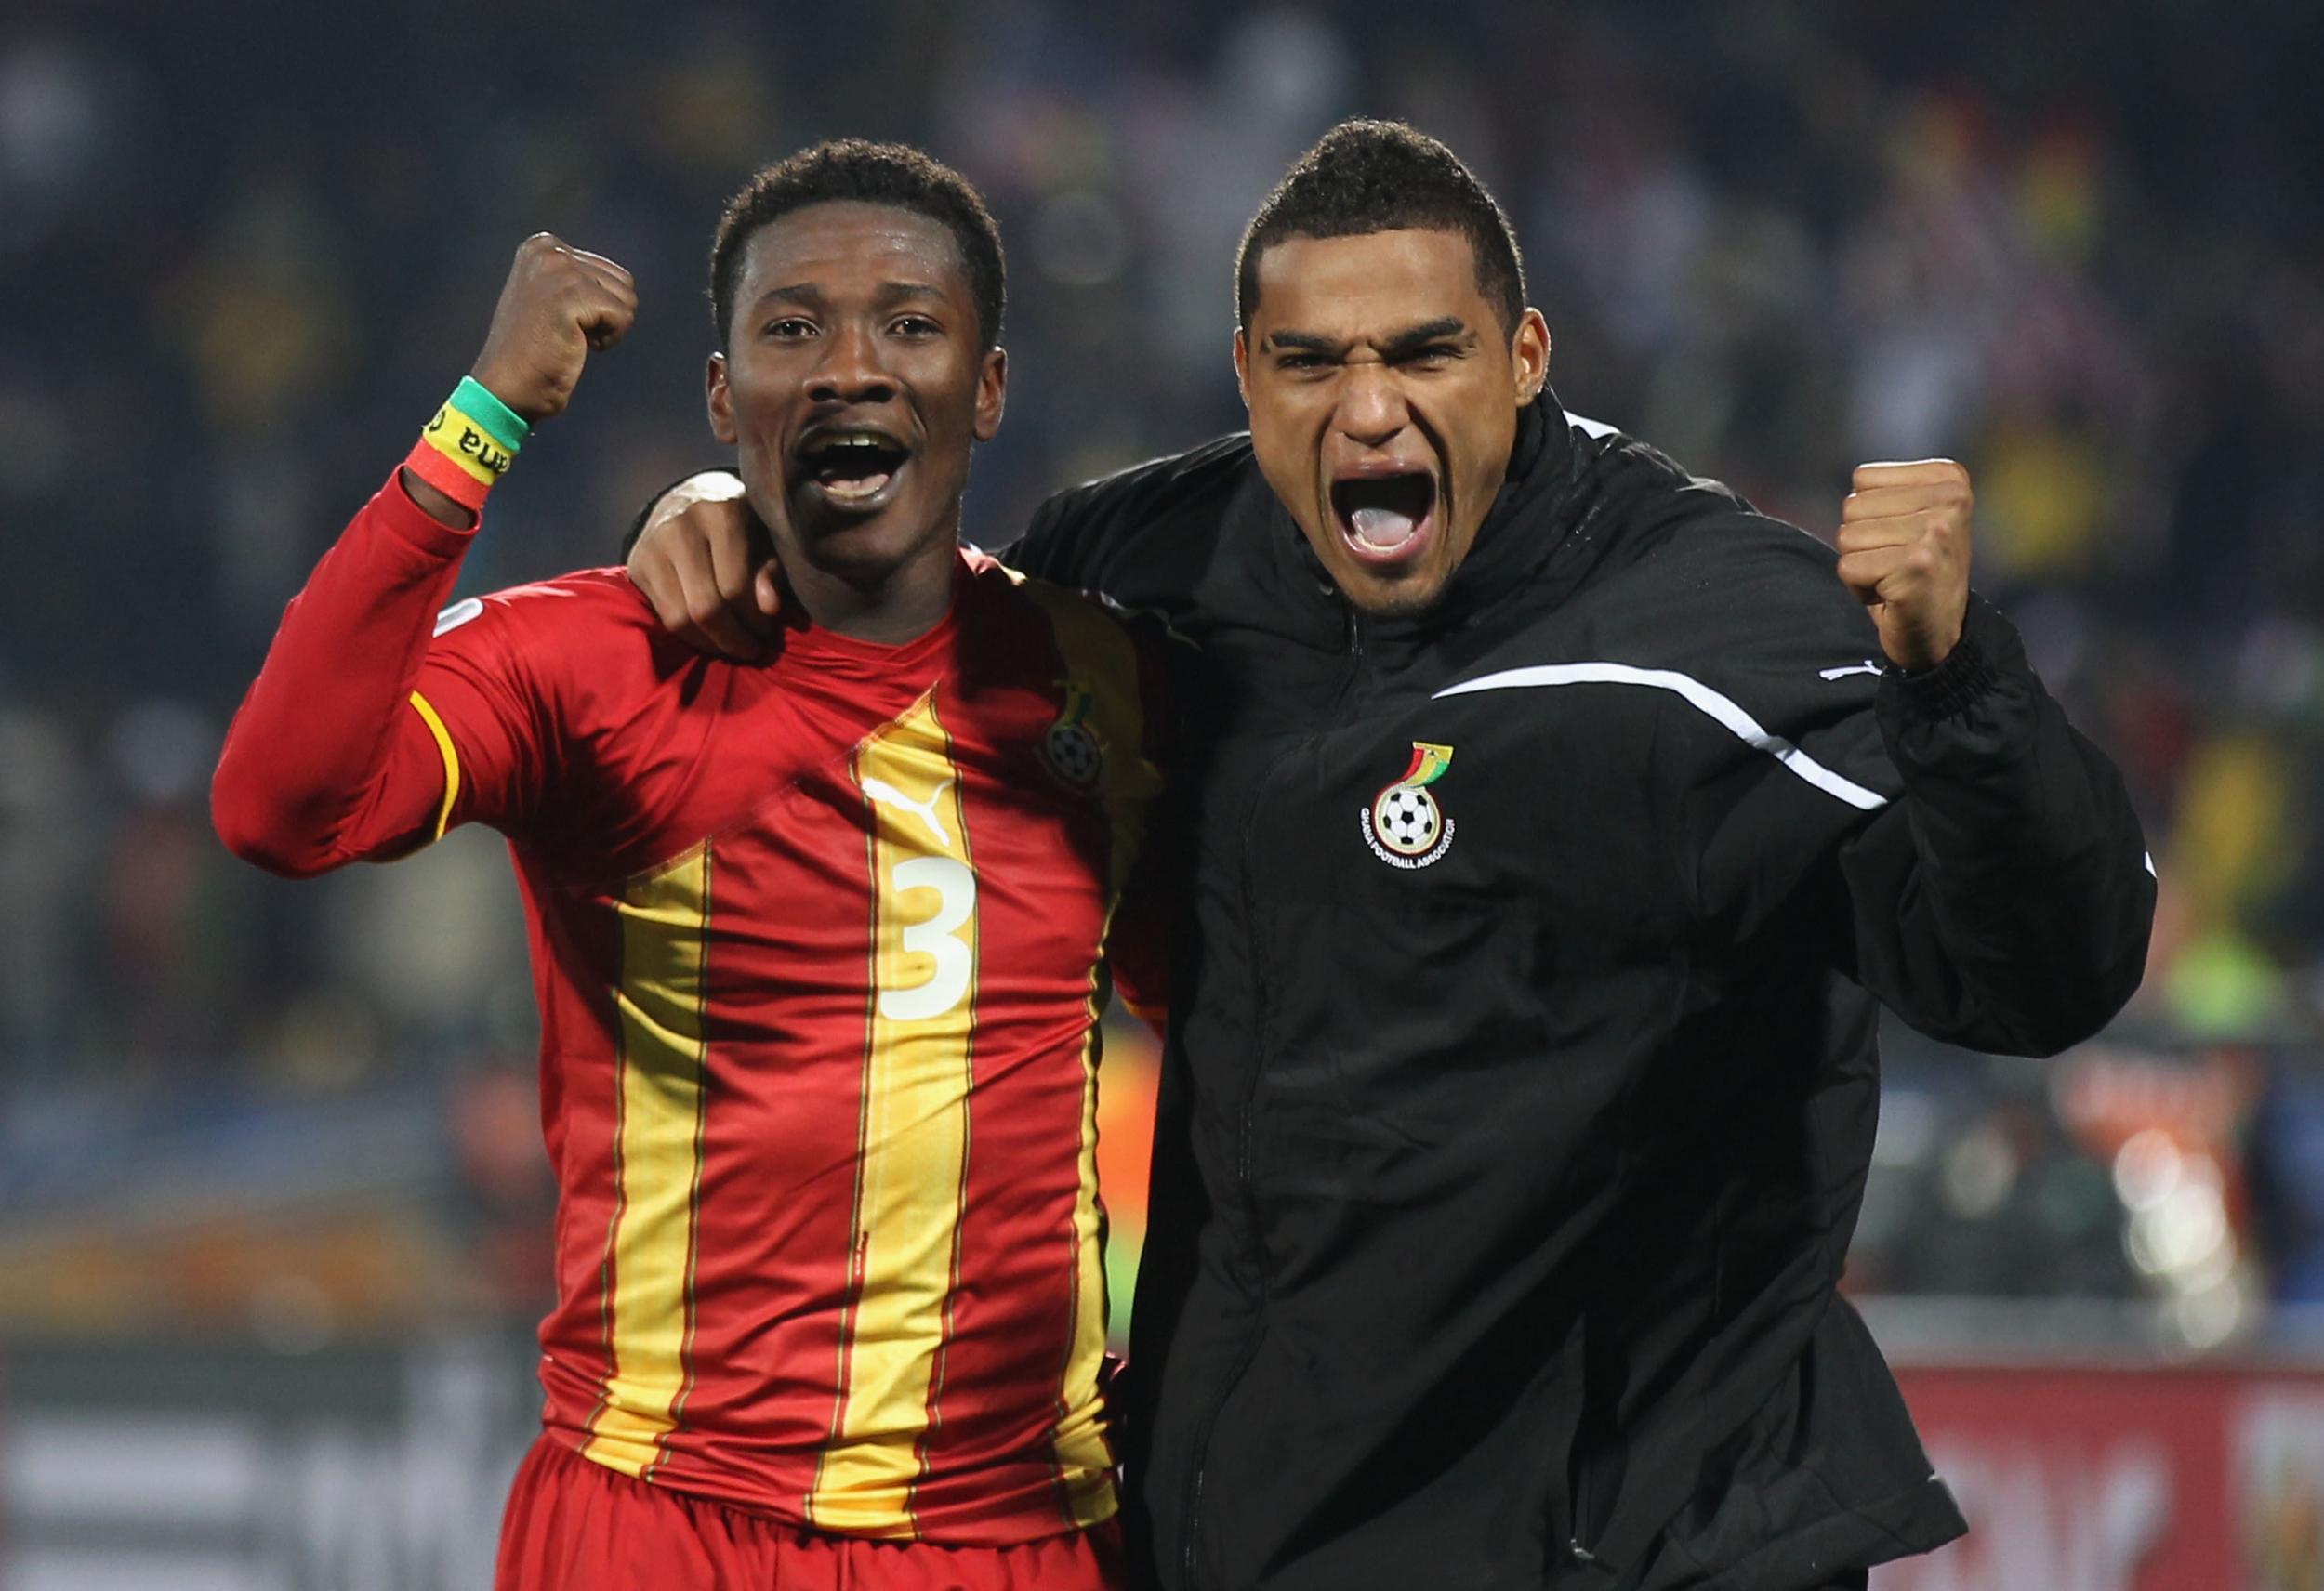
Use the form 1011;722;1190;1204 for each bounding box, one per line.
1837;459;1974;671
469;233;639;424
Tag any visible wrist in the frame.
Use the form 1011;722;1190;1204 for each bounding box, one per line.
1885;598;2001;722
403;375;532;517
457;372;537;437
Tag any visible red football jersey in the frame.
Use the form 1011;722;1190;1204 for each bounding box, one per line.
214;474;1173;1543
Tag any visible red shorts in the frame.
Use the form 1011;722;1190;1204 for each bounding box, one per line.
495;1436;1128;1591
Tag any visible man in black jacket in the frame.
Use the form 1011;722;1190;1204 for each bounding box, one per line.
626;122;2154;1591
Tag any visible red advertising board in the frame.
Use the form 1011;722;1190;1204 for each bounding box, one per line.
1873;1365;2324;1591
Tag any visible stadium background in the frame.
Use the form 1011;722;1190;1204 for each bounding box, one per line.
4;1;2322;1585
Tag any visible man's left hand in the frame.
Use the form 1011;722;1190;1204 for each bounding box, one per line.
1836;458;1974;671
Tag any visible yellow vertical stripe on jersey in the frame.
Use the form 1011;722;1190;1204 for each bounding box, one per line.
811;692;978;1536
1050;1002;1116;1524
583;840;713;1479
405;690;461;842
1014;583;1163;1516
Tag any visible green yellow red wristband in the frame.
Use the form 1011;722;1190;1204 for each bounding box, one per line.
451;376;529;451
404;377;530;512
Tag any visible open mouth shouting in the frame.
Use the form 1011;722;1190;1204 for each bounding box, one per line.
794;423;914;517
1329;465;1439;569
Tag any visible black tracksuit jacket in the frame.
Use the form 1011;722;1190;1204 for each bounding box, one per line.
997;398;2157;1591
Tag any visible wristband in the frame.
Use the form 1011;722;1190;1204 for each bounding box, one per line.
403;376;531;512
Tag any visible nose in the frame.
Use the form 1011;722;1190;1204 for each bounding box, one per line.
1334;362;1408;450
807;322;896;406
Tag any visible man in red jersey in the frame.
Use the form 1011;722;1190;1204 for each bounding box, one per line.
212;142;1169;1591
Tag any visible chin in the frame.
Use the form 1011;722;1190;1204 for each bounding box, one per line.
1325;555;1451;617
799;508;947;585
1345;579;1447;618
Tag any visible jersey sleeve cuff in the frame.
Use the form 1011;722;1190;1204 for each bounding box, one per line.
378;466;486;559
1882;593;2008;725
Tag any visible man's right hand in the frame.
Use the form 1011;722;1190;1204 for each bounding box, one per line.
627;474;781;659
469;233;638;424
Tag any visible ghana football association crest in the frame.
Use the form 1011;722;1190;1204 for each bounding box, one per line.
1362;742;1455;868
1042;679;1103;789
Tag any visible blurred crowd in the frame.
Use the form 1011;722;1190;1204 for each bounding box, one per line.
4;0;2322;1345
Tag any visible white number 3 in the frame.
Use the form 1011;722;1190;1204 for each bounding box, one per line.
879;856;977;1020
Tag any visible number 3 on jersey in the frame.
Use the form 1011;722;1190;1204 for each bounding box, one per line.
857;694;979;1025
882;857;974;1020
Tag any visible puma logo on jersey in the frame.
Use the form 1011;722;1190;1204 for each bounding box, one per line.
862;777;957;849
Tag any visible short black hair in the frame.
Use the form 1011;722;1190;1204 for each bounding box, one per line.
709;139;1005;349
1236;119;1526;337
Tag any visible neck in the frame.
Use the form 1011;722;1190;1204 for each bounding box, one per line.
783;535;959;644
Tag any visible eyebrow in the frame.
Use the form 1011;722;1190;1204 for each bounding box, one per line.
1264;317;1473;359
1379;317;1472;359
749;281;953;313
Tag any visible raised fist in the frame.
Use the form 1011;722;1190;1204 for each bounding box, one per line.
1837;459;1974;671
469;233;638;424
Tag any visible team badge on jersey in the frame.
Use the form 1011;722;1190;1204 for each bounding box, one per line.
1042;680;1103;789
1362;742;1456;868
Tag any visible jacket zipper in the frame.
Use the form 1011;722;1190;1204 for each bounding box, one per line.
1177;606;1367;1590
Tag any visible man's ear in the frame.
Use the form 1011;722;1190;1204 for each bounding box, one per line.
974;346;1007;442
1512;309;1551;408
707;351;736;444
1234;329;1251;412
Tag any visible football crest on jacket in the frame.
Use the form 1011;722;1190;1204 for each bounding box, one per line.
1362;742;1455;868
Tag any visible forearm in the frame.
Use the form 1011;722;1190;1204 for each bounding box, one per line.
211;471;477;876
399;463;478;532
1843;596;2156;1054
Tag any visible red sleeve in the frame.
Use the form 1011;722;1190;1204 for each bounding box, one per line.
1107;833;1175;1032
211;469;550;877
1103;628;1184;1031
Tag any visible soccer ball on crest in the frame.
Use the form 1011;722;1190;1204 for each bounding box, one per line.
1371;783;1442;856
